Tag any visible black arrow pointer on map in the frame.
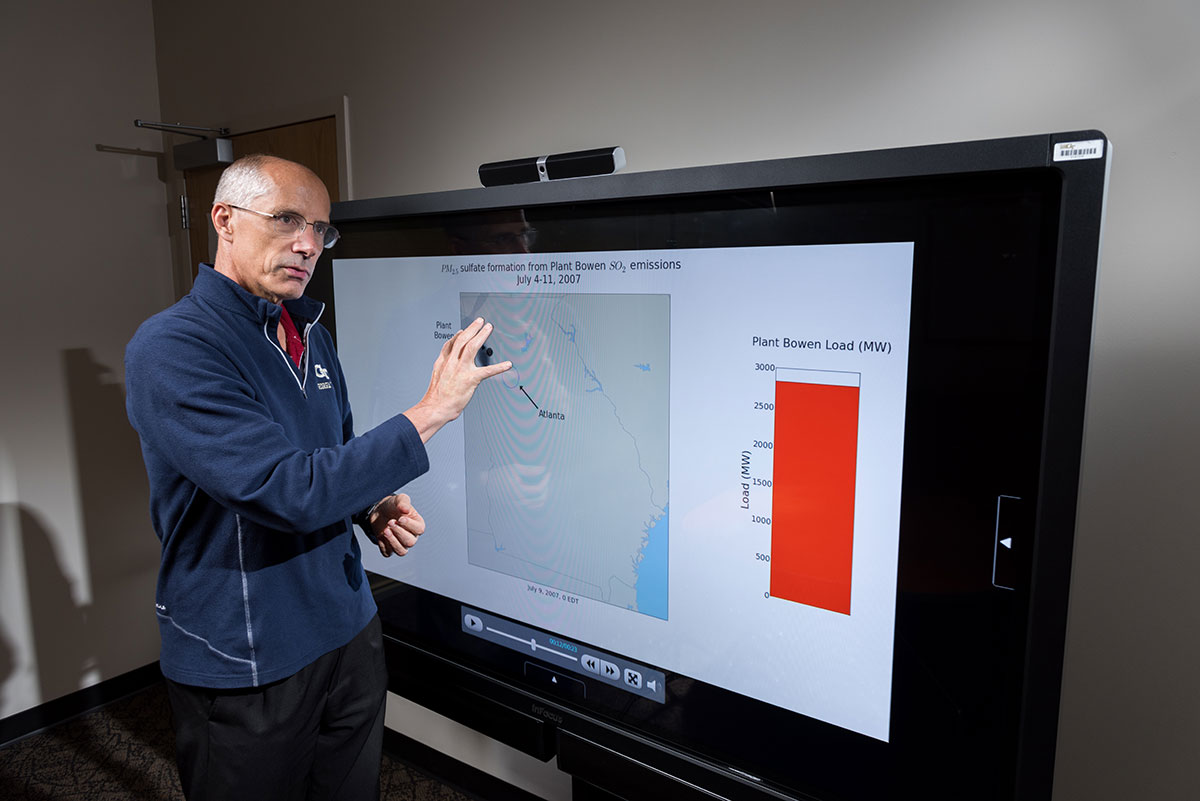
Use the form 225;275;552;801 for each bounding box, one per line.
519;386;539;410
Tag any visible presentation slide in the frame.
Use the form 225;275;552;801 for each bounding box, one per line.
333;242;913;740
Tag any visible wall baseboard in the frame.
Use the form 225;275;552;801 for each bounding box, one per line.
0;662;163;749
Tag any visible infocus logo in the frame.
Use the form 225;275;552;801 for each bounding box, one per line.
530;704;563;724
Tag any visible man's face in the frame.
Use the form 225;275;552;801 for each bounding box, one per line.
217;161;331;304
449;214;534;255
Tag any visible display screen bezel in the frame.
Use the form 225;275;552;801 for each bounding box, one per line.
312;132;1107;800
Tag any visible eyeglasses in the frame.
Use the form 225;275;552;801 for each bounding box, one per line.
229;205;340;248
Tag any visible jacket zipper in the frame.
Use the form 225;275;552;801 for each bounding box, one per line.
263;319;308;397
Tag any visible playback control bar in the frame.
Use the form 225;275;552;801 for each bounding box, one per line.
461;607;666;704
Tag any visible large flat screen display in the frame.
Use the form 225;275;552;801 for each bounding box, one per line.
312;131;1109;801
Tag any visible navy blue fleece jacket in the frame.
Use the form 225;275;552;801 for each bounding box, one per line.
125;264;428;688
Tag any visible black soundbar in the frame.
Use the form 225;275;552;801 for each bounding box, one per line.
479;147;626;187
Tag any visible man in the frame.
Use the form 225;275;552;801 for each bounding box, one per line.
124;154;510;800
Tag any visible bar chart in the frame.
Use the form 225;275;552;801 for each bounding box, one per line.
769;369;861;615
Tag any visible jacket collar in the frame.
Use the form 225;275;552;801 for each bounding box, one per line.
193;263;325;326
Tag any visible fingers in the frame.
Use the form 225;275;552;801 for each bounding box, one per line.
479;360;513;378
462;318;493;354
447;319;488;362
453;320;512;379
393;494;426;536
377;495;424;557
378;519;418;557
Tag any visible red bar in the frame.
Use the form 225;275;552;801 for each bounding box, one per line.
770;380;859;615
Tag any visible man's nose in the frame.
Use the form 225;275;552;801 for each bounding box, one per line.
293;226;323;255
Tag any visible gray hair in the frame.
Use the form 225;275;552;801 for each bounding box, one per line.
213;154;278;207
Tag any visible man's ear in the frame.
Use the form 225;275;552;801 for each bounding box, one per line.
211;203;235;243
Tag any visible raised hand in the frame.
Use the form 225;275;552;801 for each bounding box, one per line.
405;317;511;443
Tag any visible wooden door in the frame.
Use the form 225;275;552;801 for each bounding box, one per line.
183;116;340;278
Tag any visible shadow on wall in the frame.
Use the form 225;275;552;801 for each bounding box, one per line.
59;348;159;691
0;350;160;712
0;598;16;711
14;504;91;702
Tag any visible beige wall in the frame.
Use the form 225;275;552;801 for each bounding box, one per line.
0;0;171;720
1;1;1195;799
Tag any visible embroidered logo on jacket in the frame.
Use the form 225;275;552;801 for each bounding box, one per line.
314;363;332;390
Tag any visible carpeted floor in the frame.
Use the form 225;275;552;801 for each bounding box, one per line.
0;682;475;800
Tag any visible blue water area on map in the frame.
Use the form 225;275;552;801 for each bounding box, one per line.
635;504;669;620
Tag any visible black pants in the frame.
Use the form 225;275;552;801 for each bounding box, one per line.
165;616;388;801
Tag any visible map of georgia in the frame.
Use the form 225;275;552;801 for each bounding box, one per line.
460;292;670;619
